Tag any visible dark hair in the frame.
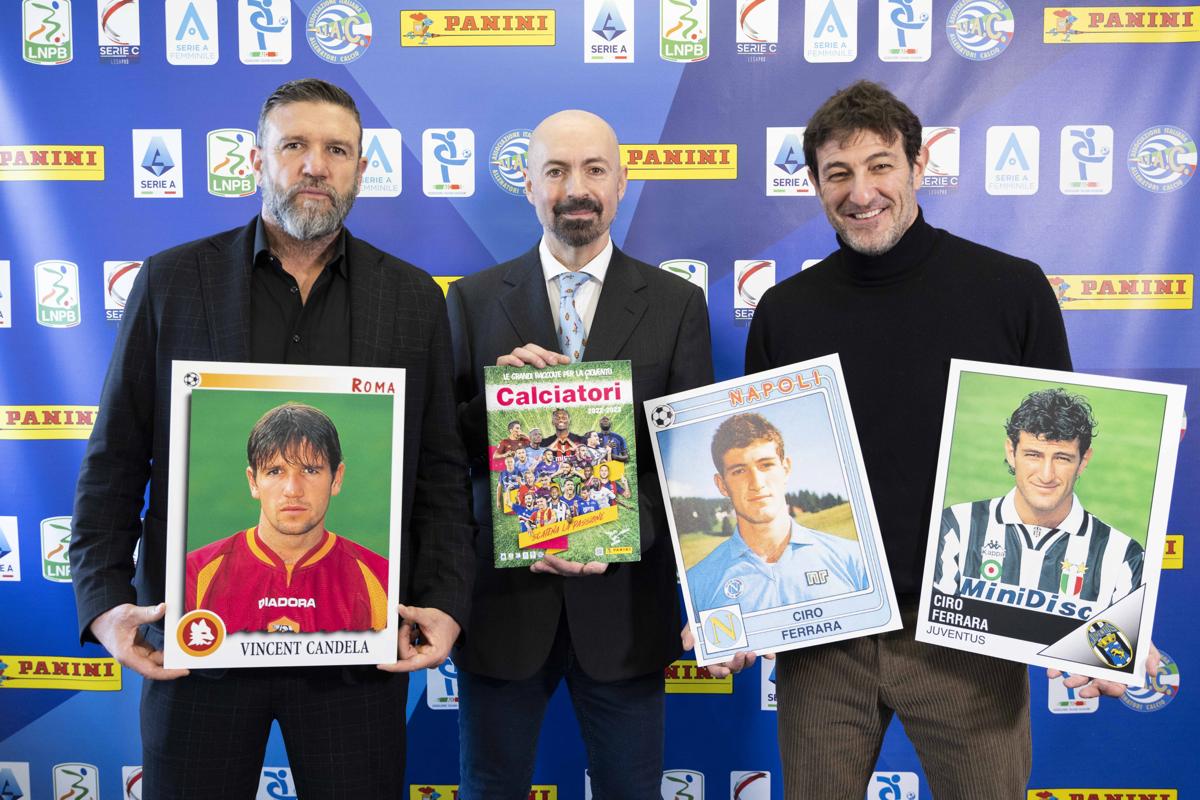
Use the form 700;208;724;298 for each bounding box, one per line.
508;420;522;431
247;403;342;473
711;413;786;474
257;78;363;155
1005;389;1097;473
803;80;923;186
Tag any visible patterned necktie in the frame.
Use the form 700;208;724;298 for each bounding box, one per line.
556;271;590;362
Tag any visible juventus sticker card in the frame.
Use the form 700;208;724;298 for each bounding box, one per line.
645;355;900;667
917;360;1185;686
163;361;404;668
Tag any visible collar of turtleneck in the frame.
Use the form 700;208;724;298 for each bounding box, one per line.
836;207;938;287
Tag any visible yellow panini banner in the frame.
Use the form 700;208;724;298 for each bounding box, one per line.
0;656;122;691
518;505;618;549
1044;7;1200;43
1027;791;1177;800
401;10;556;46
1164;535;1183;569
664;659;734;694
0;146;105;181
433;276;463;295
1045;274;1193;310
0;406;98;439
621;145;739;180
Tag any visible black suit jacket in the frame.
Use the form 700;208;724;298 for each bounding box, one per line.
446;244;713;681
71;218;473;648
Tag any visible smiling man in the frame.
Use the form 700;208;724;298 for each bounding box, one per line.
745;81;1072;798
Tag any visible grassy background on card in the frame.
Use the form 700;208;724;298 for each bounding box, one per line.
186;389;394;556
943;372;1166;547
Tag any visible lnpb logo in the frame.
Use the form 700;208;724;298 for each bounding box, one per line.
0;146;104;182
0;764;31;800
985;125;1039;196
490;129;533;196
122;765;144;800
870;771;919;799
663;659;733;694
0;656;120;690
425;656;459;708
1120;648;1180;713
98;0;140;63
921;127;960;192
1060;124;1113;195
132;129;182;198
361;128;403;198
401;10;555;47
423;128;475;197
0;406;98;439
1044;273;1193;310
1029;792;1177;800
731;771;770;799
1163;534;1182;569
945;0;1013;60
40;516;72;582
258;767;297;799
0;260;11;328
662;770;704;800
53;764;99;799
585;0;634;62
207;129;257;198
1047;672;1099;714
765;127;812;196
239;0;292;64
166;0;219;65
736;0;779;58
805;0;857;62
177;609;226;657
659;260;708;301
104;260;142;321
23;0;73;64
621;145;736;180
307;0;371;63
1127;125;1196;193
1044;6;1200;43
660;0;709;62
34;260;81;328
880;0;932;61
733;259;774;321
0;517;20;582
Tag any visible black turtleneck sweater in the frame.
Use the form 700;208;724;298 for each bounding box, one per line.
745;210;1072;599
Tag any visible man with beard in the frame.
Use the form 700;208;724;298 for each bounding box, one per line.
446;110;712;799
71;79;472;798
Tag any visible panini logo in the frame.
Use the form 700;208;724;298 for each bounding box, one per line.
664;659;733;693
409;786;557;799
0;146;104;181
401;10;555;46
1043;7;1199;43
1164;534;1182;569
0;656;121;691
621;145;737;179
1028;792;1177;800
1045;274;1193;310
0;406;98;439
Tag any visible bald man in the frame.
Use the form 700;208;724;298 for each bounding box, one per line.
446;110;713;799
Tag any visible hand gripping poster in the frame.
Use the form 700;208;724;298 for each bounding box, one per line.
917;360;1185;686
645;355;899;666
484;360;640;567
163;362;404;669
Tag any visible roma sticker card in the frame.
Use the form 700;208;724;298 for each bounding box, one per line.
163;361;404;669
917;360;1185;686
484;360;640;567
646;355;900;666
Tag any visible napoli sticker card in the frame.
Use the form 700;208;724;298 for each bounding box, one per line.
645;355;900;666
917;359;1185;686
163;361;404;669
484;360;640;567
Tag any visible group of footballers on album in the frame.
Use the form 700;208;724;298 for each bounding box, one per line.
493;411;633;532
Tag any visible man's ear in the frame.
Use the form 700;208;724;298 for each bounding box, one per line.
246;466;260;499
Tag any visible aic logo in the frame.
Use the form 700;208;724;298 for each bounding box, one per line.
423;128;475;197
585;0;634;62
805;0;857;62
425;656;459;709
53;764;100;799
166;0;219;65
98;0;140;63
879;0;932;61
661;770;704;800
490;129;533;196
239;0;292;64
34;260;81;328
23;0;73;65
945;0;1013;60
1127;125;1196;193
361;128;403;198
0;145;105;181
401;10;556;47
40;516;71;582
661;0;709;62
1120;648;1180;713
733;259;775;321
659;260;708;301
207;129;257;197
870;771;919;798
731;770;770;800
1060;125;1113;195
765;127;812;196
104;261;143;321
985;126;1039;196
307;0;372;63
1043;7;1200;44
133;129;182;198
0;764;31;800
737;0;779;59
0;517;21;582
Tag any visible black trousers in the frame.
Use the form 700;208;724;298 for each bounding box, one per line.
140;666;408;798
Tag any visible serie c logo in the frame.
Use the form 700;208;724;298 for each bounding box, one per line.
1127;125;1196;193
945;0;1013;61
177;609;226;657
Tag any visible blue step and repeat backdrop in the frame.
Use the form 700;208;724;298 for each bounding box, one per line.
1;0;1196;798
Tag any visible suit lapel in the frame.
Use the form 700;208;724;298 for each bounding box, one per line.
199;219;254;362
498;246;559;351
584;247;647;362
348;232;390;367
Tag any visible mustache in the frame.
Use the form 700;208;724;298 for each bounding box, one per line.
286;178;336;202
553;197;602;216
